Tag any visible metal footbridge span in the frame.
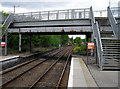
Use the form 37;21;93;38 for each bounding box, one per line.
0;6;120;70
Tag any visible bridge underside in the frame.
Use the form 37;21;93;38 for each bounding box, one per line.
8;26;112;33
9;18;113;34
8;32;92;35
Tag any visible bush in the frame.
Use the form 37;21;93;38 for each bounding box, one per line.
0;11;9;17
73;46;80;52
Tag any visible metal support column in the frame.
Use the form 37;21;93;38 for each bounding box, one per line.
59;35;61;47
118;2;120;39
48;11;50;20
118;1;120;17
86;33;90;51
0;13;3;87
0;13;3;57
19;29;21;52
0;28;2;57
5;32;7;56
86;33;91;42
56;11;59;20
71;10;75;19
30;34;32;52
39;12;41;20
91;33;94;56
84;9;86;18
118;21;120;39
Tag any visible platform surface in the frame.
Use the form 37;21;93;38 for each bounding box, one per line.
68;56;97;88
81;56;119;88
0;52;32;60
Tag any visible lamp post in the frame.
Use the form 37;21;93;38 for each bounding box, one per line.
14;5;19;15
109;0;111;7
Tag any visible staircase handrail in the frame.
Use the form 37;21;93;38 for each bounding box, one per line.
90;6;96;37
1;13;13;38
107;6;118;37
90;6;103;70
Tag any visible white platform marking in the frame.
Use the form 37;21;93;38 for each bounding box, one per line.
68;57;87;88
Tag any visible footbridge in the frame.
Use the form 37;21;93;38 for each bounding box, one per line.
0;6;120;70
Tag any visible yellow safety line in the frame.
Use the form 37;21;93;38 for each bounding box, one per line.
79;58;98;87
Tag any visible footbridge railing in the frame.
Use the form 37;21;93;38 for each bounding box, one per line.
107;7;119;38
14;8;90;21
93;7;119;17
90;6;103;70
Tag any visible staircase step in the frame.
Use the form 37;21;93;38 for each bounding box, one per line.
102;43;120;45
103;49;120;51
101;38;119;40
104;60;119;63
103;54;120;56
104;59;119;61
101;34;114;37
103;65;119;67
102;41;120;43
104;56;119;59
103;55;120;57
103;66;120;71
103;51;120;54
102;45;120;47
100;31;113;34
103;47;119;49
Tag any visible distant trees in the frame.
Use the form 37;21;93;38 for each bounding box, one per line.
32;35;60;47
0;11;9;17
73;37;82;46
60;35;70;46
7;34;70;53
73;36;87;54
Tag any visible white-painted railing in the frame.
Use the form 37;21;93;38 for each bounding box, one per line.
14;8;90;21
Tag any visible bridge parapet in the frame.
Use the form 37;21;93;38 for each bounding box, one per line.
14;8;90;21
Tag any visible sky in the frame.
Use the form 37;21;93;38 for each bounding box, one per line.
0;0;120;39
0;0;119;13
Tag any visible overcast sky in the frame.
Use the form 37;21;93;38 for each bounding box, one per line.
0;0;119;13
0;0;119;39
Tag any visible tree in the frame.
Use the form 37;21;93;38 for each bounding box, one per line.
74;37;82;46
60;35;69;46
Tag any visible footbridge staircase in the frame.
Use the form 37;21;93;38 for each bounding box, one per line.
90;7;120;70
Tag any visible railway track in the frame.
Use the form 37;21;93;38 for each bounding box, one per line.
1;47;64;86
1;46;73;89
1;47;64;74
1;47;62;71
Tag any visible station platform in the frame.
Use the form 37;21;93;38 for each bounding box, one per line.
81;56;119;88
0;52;32;60
68;55;98;88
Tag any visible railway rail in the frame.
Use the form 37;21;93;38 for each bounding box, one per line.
0;47;63;72
1;47;65;86
1;46;73;89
